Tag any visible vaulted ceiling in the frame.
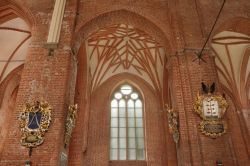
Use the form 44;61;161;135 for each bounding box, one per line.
1;5;249;111
86;24;166;93
0;14;31;83
212;31;250;108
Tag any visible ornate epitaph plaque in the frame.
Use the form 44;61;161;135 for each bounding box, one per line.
194;83;228;138
19;101;52;147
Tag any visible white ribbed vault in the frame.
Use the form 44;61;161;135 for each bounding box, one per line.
212;31;250;107
86;24;166;93
0;16;31;83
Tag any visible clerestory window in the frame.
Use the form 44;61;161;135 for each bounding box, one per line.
110;84;145;160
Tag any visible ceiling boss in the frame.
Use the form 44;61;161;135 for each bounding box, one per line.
194;82;229;138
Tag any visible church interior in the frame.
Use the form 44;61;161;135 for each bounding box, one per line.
0;0;249;165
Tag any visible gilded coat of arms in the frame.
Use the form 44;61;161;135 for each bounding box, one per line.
19;101;52;148
194;83;228;138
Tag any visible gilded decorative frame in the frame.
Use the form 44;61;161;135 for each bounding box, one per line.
199;120;227;138
194;93;228;138
194;94;228;120
19;101;52;148
64;104;78;147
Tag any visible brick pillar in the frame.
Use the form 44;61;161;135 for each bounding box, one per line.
169;51;240;165
0;0;78;165
68;44;89;166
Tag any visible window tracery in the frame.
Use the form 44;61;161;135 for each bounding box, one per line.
110;84;145;160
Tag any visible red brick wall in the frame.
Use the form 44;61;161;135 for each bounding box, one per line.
68;44;89;166
0;69;20;159
74;73;173;166
169;52;249;166
0;0;249;165
0;0;75;165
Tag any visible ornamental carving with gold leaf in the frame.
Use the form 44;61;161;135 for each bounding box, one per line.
194;92;228;138
19;101;52;148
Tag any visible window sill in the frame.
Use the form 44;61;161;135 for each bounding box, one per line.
109;160;147;166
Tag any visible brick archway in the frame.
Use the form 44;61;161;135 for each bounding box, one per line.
0;65;22;155
211;17;250;108
211;17;250;163
69;72;177;166
73;9;173;54
68;9;178;165
213;17;250;36
0;0;35;27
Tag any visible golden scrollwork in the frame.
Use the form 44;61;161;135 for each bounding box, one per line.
194;93;228;120
19;101;52;148
165;105;179;144
64;104;78;146
194;92;228;138
199;120;227;138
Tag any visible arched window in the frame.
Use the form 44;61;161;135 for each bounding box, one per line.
110;84;145;160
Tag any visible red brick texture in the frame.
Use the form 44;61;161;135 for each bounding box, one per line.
76;73;173;166
169;52;249;166
0;0;249;166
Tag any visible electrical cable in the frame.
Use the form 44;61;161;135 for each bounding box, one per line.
193;0;226;63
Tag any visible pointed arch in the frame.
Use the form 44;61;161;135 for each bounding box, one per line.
211;17;250;160
86;24;166;95
213;17;250;36
0;64;22;155
109;83;145;160
73;9;172;54
0;0;35;27
211;17;250;109
109;80;145;102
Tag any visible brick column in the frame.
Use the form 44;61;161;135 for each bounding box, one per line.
169;51;239;165
0;0;78;165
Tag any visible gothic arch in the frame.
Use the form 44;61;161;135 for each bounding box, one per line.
0;1;34;156
86;23;166;96
211;17;250;109
69;9;177;165
211;17;250;161
69;73;177;166
73;9;172;54
213;17;250;36
72;10;174;110
0;0;35;27
108;80;147;102
0;65;22;155
0;65;23;105
0;0;33;84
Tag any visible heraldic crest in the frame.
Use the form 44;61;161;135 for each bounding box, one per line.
194;82;228;138
19;101;52;148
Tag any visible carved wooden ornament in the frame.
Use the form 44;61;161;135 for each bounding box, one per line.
194;93;228;138
19;101;52;148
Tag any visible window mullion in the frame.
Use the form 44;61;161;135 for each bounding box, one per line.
142;101;145;160
134;99;137;160
118;100;120;160
125;97;128;160
110;84;144;161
